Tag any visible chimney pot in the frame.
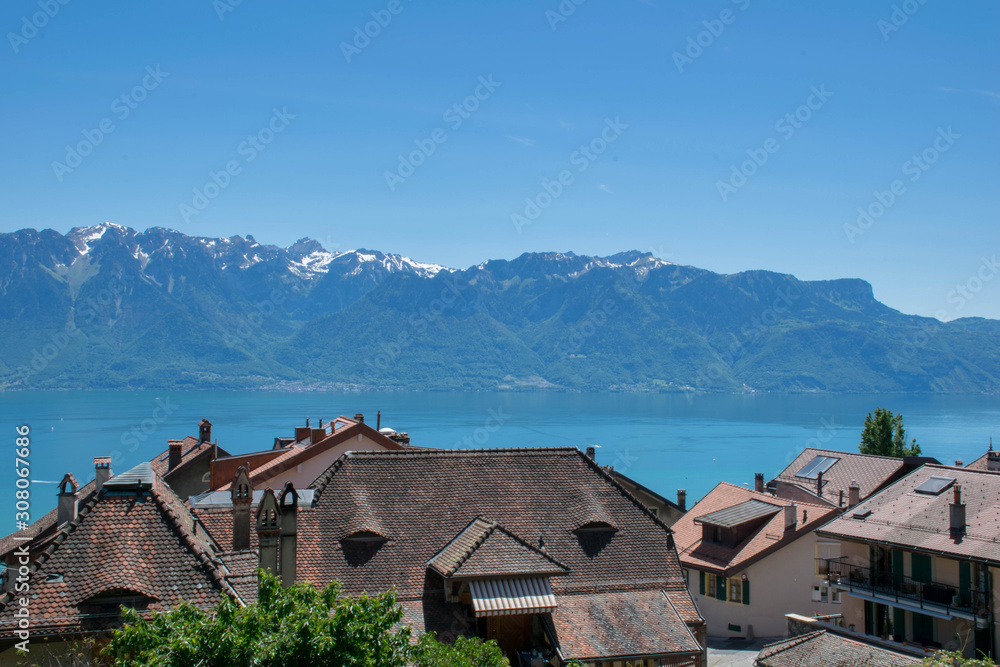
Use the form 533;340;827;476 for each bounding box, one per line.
848;480;861;508
677;489;687;512
231;466;253;551
951;484;966;537
279;483;299;587
57;474;80;526
816;470;824;497
168;441;183;472
94;457;112;492
377;411;381;430
199;419;212;444
754;473;764;493
256;489;281;575
838;489;844;507
354;413;365;424
586;446;596;460
955;460;964;467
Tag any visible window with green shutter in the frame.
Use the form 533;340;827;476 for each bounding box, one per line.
716;574;726;600
742;579;750;605
700;571;705;595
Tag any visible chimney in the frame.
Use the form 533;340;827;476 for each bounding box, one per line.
168;440;183;472
377;411;381;430
677;489;687;512
231;466;253;551
816;470;824;498
784;503;797;531
838;489;844;507
950;484;966;538
754;473;764;493
199;419;212;444
94;457;112;492
955;460;964;467
57;473;80;526
354;413;365;424
278;483;299;587
987;450;1000;473
256;489;281;575
586;446;596;460
848;480;861;508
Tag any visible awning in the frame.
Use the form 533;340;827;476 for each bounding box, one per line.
470;577;557;617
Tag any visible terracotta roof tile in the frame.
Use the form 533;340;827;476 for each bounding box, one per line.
818;464;1000;563
548;590;702;661
427;517;569;579
756;630;918;666
674;482;839;576
772;448;907;504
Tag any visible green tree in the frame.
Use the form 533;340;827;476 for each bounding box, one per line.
859;407;921;457
104;571;508;667
920;649;994;666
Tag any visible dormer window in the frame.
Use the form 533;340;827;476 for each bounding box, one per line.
694;499;781;549
340;531;387;567
574;521;617;558
342;530;387;544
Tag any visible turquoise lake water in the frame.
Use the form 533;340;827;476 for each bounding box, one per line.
1;391;997;533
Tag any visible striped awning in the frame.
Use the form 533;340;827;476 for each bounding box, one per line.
469;577;557;617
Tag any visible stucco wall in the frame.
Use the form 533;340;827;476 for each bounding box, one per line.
256;434;391;491
687;531;842;638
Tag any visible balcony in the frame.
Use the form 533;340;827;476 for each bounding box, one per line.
818;558;977;621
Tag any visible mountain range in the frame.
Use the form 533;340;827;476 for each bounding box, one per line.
1;223;997;393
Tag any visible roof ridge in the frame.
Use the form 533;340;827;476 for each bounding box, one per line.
576;449;678;538
714;481;835;510
795;447;910;463
486;520;571;573
759;630;826;655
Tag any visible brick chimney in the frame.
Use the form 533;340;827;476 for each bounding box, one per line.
950;484;966;538
168;440;183;472
278;483;298;587
231;466;253;551
256;489;281;575
94;457;112;492
354;413;365;424
955;460;964;467
199;419;212;444
676;489;687;512
586;446;596;460
784;503;797;531
848;480;861;508
57;473;79;526
754;473;764;493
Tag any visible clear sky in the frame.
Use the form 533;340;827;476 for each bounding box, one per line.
2;0;997;319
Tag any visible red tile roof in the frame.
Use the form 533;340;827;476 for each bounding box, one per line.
818;464;1000;563
0;468;234;640
548;590;703;661
426;517;569;579
673;482;840;576
772;448;907;505
756;630;918;667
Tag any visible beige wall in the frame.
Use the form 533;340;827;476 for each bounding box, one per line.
255;433;391;491
687;531;841;638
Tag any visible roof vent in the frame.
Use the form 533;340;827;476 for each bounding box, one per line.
853;509;872;520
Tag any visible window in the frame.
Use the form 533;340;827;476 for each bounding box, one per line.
812;586;830;603
729;578;743;603
915;476;955;495
795;455;839;479
817;541;840;575
832;588;842;604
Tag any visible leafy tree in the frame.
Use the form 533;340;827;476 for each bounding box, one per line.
859;407;921;457
921;649;994;666
105;571;507;667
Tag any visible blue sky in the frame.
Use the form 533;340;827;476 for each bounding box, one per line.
2;0;998;319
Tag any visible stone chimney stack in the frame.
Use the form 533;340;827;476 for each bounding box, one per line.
677;489;687;512
94;457;112;493
256;489;281;575
784;503;797;532
848;480;861;508
231;466;253;551
950;484;966;538
168;441;183;472
57;473;80;526
586;446;596;460
278;483;299;587
754;473;764;493
199;419;212;444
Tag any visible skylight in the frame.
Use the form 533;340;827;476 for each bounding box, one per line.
795;455;839;480
914;476;955;495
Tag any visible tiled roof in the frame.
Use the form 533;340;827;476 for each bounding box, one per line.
150;436;226;480
548;590;703;661
294;448;691;602
0;466;233;639
426;517;570;579
965;451;999;473
673;482;839;576
817;464;1000;563
756;630;917;667
772;448;907;505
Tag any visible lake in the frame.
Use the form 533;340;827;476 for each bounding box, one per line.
2;391;997;531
